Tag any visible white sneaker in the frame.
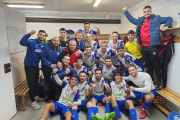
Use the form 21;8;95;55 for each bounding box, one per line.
31;101;41;110
35;96;44;102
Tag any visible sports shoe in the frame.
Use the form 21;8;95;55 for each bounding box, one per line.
153;95;164;104
98;103;102;106
35;96;44;102
139;109;146;119
50;99;54;102
31;101;41;110
91;115;102;120
138;100;144;109
104;112;116;120
155;82;162;90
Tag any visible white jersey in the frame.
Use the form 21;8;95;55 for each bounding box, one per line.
110;81;134;100
76;65;89;75
78;29;97;42
81;52;100;68
101;65;118;82
85;41;99;52
95;48;116;67
90;78;108;96
118;52;143;72
107;40;124;66
123;72;155;93
77;81;89;100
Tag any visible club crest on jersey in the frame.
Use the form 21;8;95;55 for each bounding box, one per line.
127;57;130;60
133;43;136;46
57;52;60;55
36;44;38;46
41;45;44;47
96;54;98;57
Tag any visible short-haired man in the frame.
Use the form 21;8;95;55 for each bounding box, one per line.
56;40;82;67
41;36;62;86
90;68;115;120
123;64;157;119
125;30;144;64
41;74;81;120
78;22;100;42
123;6;173;90
74;31;86;52
116;46;143;77
59;28;69;50
107;31;124;69
85;34;99;52
20;30;46;109
95;41;116;67
73;57;92;79
81;46;105;74
110;71;137;120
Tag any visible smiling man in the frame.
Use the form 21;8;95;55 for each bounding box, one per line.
123;6;173;90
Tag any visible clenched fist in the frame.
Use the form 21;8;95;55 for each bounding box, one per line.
29;30;36;35
123;7;128;12
65;68;71;74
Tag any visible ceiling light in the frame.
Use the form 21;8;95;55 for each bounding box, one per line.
6;4;44;8
94;0;101;7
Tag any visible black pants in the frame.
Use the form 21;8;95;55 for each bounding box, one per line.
142;46;161;82
44;82;62;101
43;72;51;85
25;66;39;102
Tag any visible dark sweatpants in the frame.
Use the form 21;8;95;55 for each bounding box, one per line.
24;66;39;102
141;46;161;82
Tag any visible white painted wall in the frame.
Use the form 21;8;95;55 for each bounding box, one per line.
26;22;120;40
119;0;180;94
0;8;16;120
0;3;27;87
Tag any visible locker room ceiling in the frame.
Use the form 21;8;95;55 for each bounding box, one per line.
0;0;143;12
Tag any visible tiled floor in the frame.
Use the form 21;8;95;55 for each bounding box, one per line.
11;97;167;120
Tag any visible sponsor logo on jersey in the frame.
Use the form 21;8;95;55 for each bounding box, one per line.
62;95;73;103
35;49;42;53
127;57;130;60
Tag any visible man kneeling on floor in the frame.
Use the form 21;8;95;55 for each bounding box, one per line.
40;74;81;120
90;68;115;120
124;64;157;119
110;71;137;120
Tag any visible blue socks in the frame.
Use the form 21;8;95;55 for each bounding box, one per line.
144;101;152;109
105;103;110;114
88;107;94;120
93;107;99;114
129;109;137;120
72;109;79;120
113;106;121;118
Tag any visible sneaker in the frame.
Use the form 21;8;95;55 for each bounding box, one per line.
31;101;41;110
104;112;116;120
98;103;102;106
155;82;162;90
91;115;102;120
50;99;54;102
153;95;165;104
35;96;44;102
139;109;146;119
138;100;144;109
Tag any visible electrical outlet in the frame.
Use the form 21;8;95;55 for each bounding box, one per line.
4;63;11;74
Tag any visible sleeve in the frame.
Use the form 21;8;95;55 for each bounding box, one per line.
120;41;125;47
160;16;173;27
124;11;139;25
109;49;116;56
19;33;31;46
114;68;118;72
126;56;133;64
86;67;90;76
73;89;81;105
78;29;83;32
94;52;101;60
56;50;66;63
135;80;151;93
97;42;100;49
123;76;131;81
70;67;79;83
53;74;67;88
92;30;97;35
57;71;67;80
40;47;52;68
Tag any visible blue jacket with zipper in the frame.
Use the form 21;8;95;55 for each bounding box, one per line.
20;33;46;66
124;11;173;46
41;42;62;73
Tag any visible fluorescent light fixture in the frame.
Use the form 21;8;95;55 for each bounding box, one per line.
6;4;44;8
94;0;101;7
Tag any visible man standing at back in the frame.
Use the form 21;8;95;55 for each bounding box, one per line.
20;30;46;109
78;22;100;42
123;6;173;90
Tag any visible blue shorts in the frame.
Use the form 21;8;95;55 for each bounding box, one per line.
92;95;106;103
132;90;157;101
117;100;129;114
78;99;89;112
50;102;70;119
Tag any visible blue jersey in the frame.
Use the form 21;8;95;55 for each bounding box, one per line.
100;66;118;82
118;52;143;72
76;65;89;76
78;29;97;41
41;42;62;73
77;81;89;100
20;33;46;66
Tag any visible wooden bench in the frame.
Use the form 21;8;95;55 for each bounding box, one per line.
14;74;43;111
154;87;180;115
14;80;29;111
